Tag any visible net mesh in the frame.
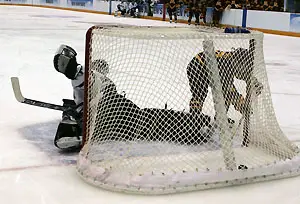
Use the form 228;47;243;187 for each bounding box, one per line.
77;25;300;194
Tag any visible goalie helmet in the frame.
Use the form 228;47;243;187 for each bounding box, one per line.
53;45;79;80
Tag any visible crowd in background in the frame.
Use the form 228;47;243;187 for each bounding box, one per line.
165;0;285;25
115;0;285;25
115;0;154;17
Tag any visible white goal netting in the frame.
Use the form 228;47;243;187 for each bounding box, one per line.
76;24;300;194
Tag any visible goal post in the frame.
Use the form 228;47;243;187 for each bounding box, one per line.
203;39;236;170
242;38;255;147
77;24;300;194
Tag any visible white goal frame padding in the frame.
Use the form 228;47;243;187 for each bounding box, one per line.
77;147;300;194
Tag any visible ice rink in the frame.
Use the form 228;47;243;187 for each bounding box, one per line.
1;5;300;204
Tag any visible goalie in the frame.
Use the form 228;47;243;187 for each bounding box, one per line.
53;45;85;151
53;45;109;151
187;44;263;125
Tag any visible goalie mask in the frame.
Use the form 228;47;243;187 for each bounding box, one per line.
53;45;79;80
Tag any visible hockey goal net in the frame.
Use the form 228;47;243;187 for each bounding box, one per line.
77;24;300;194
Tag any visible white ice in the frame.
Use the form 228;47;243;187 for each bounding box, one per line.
1;6;300;204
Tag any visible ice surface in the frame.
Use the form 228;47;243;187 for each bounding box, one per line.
0;5;300;204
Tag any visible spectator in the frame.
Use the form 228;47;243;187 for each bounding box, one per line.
244;0;252;9
128;1;139;17
273;0;284;11
230;0;242;9
213;0;224;27
186;0;201;25
178;0;185;16
186;0;194;25
200;1;207;23
167;0;179;23
263;0;271;10
252;0;263;10
116;1;128;16
224;0;232;10
194;1;201;25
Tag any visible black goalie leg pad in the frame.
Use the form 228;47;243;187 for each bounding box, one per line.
54;122;82;151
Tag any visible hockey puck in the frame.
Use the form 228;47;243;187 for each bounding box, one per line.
238;165;248;170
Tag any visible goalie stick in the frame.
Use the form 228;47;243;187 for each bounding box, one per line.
11;77;66;112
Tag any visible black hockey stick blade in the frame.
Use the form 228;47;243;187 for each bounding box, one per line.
11;77;66;111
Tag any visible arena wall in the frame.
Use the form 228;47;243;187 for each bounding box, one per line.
1;0;300;37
